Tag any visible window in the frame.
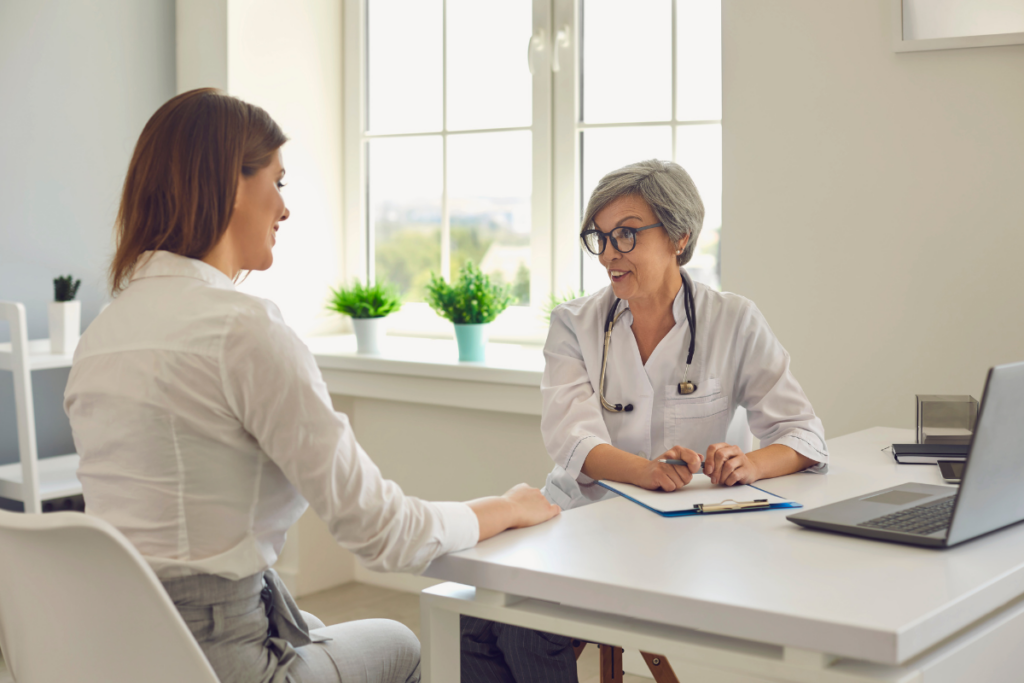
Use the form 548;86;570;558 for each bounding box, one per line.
344;0;721;340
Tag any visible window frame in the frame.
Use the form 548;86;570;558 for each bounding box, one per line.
342;0;721;342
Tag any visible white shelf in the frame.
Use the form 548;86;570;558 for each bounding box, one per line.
0;338;76;372
0;454;82;502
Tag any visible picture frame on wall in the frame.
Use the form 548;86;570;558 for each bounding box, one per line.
893;0;1024;52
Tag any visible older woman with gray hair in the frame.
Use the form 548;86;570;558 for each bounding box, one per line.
461;159;828;682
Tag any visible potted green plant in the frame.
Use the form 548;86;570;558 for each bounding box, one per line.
425;261;514;362
327;280;402;354
49;275;82;355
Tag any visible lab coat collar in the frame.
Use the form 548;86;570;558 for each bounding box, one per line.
619;267;693;325
130;250;237;291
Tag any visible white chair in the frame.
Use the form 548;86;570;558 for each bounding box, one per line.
0;508;220;683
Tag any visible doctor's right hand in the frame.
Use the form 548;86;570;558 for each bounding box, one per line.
633;446;702;491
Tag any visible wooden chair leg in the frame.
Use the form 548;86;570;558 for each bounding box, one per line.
572;639;588;661
640;651;680;683
599;644;624;682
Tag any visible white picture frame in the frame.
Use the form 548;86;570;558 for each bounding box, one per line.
893;0;1024;52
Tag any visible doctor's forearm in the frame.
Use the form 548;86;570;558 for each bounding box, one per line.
580;444;646;483
747;444;815;480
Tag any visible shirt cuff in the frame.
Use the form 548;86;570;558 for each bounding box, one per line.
430;501;480;555
772;430;829;474
564;435;608;482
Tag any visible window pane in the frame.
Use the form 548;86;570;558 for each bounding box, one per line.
675;123;721;289
448;131;533;305
676;0;722;121
580;126;672;293
447;0;532;131
367;0;442;134
369;136;442;302
581;0;672;124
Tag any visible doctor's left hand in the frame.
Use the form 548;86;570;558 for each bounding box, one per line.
705;443;761;486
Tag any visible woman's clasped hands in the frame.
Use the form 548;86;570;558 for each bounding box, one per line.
634;443;762;490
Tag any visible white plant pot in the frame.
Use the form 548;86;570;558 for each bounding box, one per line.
48;300;81;355
352;316;386;354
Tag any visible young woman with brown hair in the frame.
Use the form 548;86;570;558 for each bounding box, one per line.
64;88;559;683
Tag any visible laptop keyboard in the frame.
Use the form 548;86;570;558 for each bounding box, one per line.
858;496;957;536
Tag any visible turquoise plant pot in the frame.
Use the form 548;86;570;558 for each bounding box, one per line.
453;323;488;362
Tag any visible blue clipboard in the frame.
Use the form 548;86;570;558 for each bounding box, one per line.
598;479;803;518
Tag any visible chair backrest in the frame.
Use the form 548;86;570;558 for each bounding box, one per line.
0;509;220;683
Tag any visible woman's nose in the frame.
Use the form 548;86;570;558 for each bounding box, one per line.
281;206;291;221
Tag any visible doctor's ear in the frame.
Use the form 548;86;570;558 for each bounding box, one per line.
675;234;689;256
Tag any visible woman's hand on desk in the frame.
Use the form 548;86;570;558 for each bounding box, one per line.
468;484;561;542
634;446;703;491
581;444;701;491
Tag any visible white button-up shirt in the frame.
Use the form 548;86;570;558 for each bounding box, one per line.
64;251;478;580
541;269;828;510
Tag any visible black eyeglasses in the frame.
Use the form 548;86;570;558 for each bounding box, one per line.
580;222;664;255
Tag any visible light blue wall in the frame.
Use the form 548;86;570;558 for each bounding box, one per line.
0;0;176;465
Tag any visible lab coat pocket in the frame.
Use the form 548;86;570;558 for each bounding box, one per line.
664;379;732;449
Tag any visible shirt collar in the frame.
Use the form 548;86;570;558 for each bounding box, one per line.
130;250;237;291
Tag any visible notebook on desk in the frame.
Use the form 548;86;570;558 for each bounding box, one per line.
598;478;801;517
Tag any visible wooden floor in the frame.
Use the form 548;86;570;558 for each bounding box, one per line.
0;582;650;682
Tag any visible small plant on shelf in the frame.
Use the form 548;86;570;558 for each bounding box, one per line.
49;274;82;354
326;280;402;355
53;275;81;302
425;261;514;362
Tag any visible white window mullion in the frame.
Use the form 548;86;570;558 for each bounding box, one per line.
671;0;678;157
552;0;582;297
529;0;554;309
343;0;368;286
440;0;451;282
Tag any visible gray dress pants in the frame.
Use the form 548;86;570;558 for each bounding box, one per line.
162;569;420;683
460;616;578;683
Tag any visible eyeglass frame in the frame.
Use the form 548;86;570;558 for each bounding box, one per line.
579;222;664;255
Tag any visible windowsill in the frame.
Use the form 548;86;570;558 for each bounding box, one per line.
305;334;545;415
369;302;552;346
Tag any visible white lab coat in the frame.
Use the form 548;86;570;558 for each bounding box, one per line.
541;269;828;510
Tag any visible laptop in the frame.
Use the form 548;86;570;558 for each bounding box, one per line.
787;361;1024;548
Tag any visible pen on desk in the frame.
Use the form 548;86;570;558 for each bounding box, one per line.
658;458;704;471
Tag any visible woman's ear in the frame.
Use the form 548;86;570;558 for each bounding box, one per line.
675;234;689;256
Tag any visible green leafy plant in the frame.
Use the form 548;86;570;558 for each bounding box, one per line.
424;261;514;324
53;275;81;302
542;289;586;323
326;280;403;319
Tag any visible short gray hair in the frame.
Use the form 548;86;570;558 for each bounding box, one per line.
582;159;704;266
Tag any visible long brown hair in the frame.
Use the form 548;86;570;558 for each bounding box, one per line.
109;88;287;293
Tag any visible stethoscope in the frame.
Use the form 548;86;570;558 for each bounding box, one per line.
598;276;698;413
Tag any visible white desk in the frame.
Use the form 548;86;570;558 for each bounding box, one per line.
420;427;1024;682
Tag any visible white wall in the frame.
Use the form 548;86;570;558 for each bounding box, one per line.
174;0;347;338
0;0;176;471
227;0;347;337
722;0;1024;439
280;392;555;596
